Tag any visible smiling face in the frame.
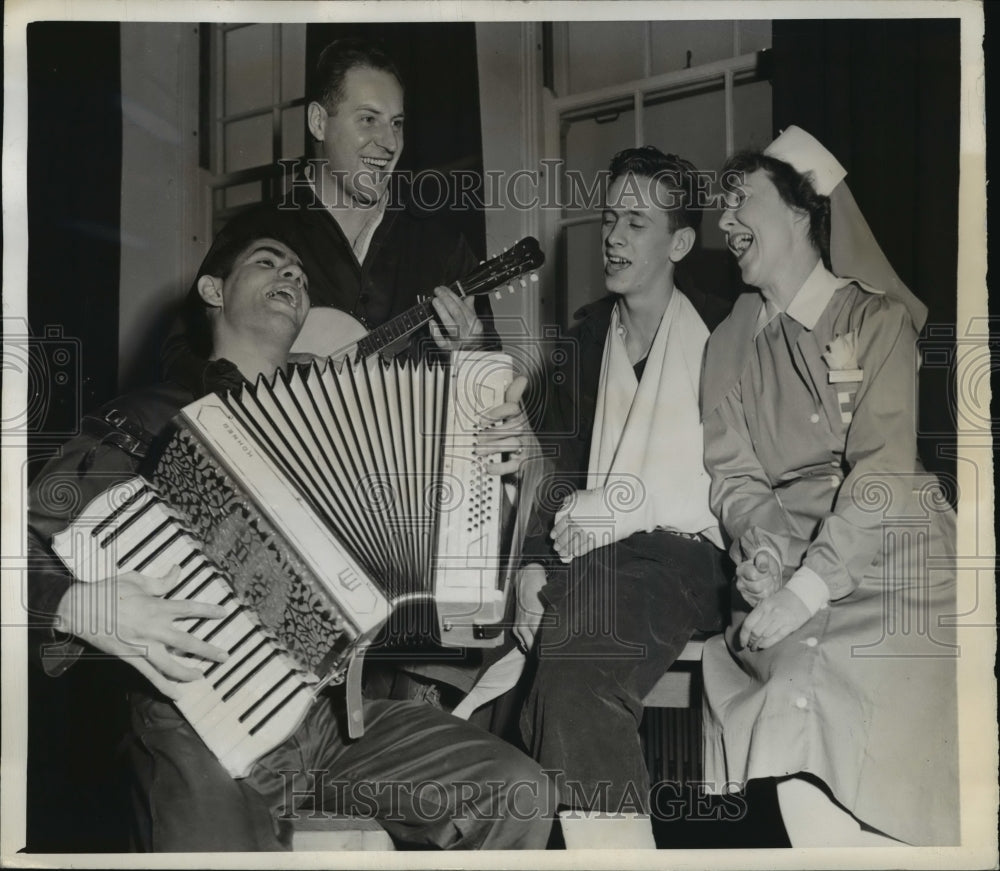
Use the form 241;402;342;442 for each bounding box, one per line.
198;238;310;350
601;173;693;300
308;65;404;206
719;167;812;297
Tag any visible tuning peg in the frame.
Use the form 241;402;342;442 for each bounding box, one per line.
519;277;526;288
530;273;539;282
508;283;515;294
494;289;502;299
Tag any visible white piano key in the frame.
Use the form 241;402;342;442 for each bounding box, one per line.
192;646;290;734
181;625;271;719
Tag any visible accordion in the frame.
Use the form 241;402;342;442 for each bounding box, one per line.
52;350;533;777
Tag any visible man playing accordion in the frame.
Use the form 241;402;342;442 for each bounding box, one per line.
27;207;553;851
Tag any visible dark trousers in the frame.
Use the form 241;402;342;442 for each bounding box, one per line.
520;530;726;813
127;691;554;851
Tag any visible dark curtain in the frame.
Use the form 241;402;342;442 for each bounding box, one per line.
26;22;123;480
771;18;960;483
25;22;131;853
989;3;1000;533
305;23;487;260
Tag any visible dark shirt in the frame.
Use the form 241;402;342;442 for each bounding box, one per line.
162;182;497;384
276;178;489;330
520;296;619;568
633;355;648;383
27;359;244;675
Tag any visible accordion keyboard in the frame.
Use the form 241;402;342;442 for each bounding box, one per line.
51;478;318;779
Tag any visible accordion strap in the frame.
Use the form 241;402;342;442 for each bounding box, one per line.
344;645;369;740
80;408;156;470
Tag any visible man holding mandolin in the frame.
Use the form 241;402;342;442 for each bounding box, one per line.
163;37;499;381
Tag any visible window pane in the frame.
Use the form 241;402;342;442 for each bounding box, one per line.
281;25;306;102
732;79;773;155
643;89;728;250
565;21;646;94
650;21;736;74
281;106;305;160
224;181;262;210
224;113;272;172
224;24;274;116
564;106;635;196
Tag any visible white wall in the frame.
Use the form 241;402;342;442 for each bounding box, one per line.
118;23;205;390
475;23;549;362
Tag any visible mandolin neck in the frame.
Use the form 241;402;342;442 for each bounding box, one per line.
354;290;451;360
354;237;539;360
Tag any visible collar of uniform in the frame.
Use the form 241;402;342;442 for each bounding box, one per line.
754;260;847;335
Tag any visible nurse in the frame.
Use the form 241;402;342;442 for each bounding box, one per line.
700;127;958;847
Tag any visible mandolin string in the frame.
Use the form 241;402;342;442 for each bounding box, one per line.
355;240;541;359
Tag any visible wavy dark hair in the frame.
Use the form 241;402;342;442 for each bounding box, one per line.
180;204;309;358
608;146;703;234
307;37;404;113
722;151;832;269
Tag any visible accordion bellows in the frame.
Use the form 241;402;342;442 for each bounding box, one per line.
158;350;518;662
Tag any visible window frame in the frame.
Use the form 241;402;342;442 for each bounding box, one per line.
200;22;308;230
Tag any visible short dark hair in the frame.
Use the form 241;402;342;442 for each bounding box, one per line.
307;37;404;113
182;205;308;357
722;151;832;269
607;146;702;234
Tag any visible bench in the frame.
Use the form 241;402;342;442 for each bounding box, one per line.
290;815;395;851
291;637;711;850
642;637;706;708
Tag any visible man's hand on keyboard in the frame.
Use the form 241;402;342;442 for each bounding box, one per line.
55;566;229;698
